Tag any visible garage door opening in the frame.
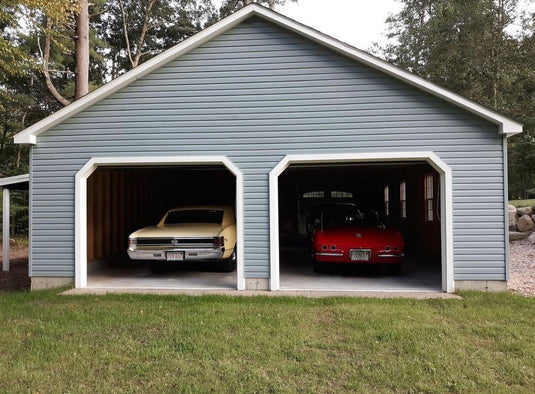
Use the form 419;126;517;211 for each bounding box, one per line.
75;156;244;290
270;153;453;292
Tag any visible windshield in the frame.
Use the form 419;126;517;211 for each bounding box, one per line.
165;209;224;225
318;205;379;228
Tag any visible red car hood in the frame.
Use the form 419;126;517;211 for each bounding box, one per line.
314;226;403;245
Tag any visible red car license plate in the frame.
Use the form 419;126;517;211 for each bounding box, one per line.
350;249;370;261
166;252;184;261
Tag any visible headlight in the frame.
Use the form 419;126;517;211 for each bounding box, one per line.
128;237;137;247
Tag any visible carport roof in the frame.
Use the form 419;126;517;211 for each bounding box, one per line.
14;3;522;145
0;174;29;190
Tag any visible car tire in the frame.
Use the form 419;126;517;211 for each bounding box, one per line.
220;247;237;272
313;259;327;273
386;262;402;275
149;261;168;274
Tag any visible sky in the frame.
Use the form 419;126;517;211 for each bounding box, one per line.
277;0;402;50
214;0;535;51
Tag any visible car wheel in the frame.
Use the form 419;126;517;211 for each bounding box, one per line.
386;262;402;275
220;247;237;272
313;259;327;273
149;262;168;274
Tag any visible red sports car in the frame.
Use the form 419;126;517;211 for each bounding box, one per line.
309;203;405;272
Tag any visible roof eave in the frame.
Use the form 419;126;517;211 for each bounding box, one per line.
14;3;523;145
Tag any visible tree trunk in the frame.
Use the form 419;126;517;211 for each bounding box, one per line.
1;111;7;155
75;0;90;99
40;29;71;106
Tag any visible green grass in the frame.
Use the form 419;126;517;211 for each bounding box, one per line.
509;199;535;208
0;291;534;393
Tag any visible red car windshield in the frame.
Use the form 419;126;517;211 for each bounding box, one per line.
320;205;379;228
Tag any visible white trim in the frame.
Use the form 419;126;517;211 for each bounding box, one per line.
269;152;454;293
503;136;510;281
3;188;10;271
0;173;29;188
75;156;245;290
14;4;521;145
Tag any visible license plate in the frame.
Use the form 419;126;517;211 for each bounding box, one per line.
350;249;370;261
166;252;184;261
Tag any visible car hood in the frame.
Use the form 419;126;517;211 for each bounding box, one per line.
315;226;403;242
129;223;224;238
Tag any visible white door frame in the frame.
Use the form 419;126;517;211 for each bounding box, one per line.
75;156;245;290
269;152;454;292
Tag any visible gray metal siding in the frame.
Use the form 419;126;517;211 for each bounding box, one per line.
30;17;506;280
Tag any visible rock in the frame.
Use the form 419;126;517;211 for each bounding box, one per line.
517;214;535;232
509;211;518;231
529;232;535;244
508;204;517;213
532;214;535;223
517;206;533;216
510;231;530;241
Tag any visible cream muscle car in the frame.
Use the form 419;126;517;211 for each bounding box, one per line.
127;206;237;272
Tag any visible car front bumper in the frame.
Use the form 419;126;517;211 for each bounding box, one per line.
128;248;224;261
313;251;404;264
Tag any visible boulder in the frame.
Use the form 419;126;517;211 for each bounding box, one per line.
509;211;518;231
529;232;535;244
508;204;517;213
517;206;533;216
517;214;535;232
510;231;530;241
532;214;535;223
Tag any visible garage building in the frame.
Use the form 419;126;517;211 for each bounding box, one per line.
14;4;522;292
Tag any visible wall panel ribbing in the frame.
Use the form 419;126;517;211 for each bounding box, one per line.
31;17;506;280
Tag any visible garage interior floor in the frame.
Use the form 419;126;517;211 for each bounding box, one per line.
88;263;237;290
279;248;441;292
87;248;441;292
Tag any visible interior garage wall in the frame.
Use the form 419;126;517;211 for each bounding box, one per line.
29;17;506;281
87;169;149;262
278;162;441;263
86;166;236;263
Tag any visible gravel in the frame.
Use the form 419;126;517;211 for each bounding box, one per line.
1;242;534;295
508;239;535;296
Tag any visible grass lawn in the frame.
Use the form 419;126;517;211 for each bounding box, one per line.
509;199;535;208
0;291;534;393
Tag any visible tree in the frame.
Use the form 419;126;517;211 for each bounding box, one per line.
0;0;81;79
217;0;297;18
99;0;216;78
383;0;522;112
381;0;535;198
1;1;102;106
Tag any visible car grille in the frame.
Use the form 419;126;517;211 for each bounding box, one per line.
136;237;216;248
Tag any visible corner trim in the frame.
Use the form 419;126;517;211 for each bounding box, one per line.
74;155;245;290
268;151;454;292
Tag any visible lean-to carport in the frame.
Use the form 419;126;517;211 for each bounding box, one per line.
0;174;29;271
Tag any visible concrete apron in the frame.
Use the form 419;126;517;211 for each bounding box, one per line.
63;288;461;299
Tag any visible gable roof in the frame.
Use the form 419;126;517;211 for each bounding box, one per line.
14;3;522;144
